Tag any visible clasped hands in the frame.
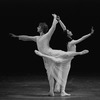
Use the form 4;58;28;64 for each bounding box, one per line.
52;14;61;22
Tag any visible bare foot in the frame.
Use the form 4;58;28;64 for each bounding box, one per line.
61;92;71;96
81;50;89;55
48;92;55;96
34;50;41;56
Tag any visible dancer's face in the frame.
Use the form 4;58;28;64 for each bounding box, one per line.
67;30;73;36
37;26;44;36
69;31;73;36
37;26;42;33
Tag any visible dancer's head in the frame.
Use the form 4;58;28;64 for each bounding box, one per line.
67;30;73;37
67;30;73;41
37;22;48;35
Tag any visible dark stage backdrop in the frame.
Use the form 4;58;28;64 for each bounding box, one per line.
0;0;100;78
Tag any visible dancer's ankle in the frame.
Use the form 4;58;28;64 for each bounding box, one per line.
48;92;55;96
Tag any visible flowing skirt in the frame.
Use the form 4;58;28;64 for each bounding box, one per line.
43;57;73;91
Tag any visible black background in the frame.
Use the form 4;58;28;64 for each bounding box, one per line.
0;0;100;78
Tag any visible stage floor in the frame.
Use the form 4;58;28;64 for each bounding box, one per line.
0;76;100;100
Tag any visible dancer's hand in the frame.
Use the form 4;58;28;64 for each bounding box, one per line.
52;14;57;19
56;16;60;21
67;30;73;36
52;14;58;24
10;33;18;38
90;26;94;35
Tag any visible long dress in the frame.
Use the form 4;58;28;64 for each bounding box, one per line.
42;54;74;91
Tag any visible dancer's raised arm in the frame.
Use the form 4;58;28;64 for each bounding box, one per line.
69;27;94;45
44;14;58;38
57;16;73;36
57;16;67;31
10;33;37;42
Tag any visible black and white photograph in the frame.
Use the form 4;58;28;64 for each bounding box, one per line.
0;0;100;100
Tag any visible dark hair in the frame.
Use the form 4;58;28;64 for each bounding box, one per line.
67;34;73;41
39;22;48;33
64;30;73;41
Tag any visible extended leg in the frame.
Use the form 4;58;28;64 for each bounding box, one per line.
34;50;66;62
35;50;89;61
62;50;89;58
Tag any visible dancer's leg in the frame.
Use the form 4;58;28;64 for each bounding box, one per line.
35;49;89;61
34;50;66;62
48;75;55;96
43;58;55;96
54;64;64;93
60;62;71;96
59;50;89;58
45;49;89;58
54;82;60;92
54;67;62;93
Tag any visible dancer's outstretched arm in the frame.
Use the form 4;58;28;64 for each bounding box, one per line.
34;50;67;63
10;33;37;42
70;27;94;45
